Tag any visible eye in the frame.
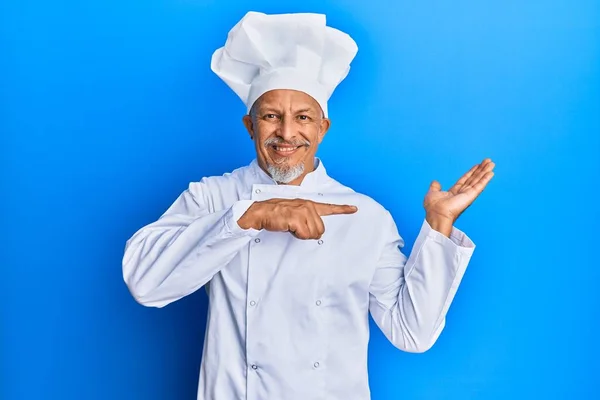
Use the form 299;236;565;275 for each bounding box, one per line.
264;113;279;120
297;115;309;121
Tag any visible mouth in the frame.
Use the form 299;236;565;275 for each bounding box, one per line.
269;144;304;157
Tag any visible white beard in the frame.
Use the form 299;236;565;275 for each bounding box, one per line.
266;162;305;184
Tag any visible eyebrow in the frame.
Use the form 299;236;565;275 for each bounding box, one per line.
294;108;314;114
259;108;281;114
259;107;317;115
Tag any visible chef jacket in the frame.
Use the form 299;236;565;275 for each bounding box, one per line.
122;157;476;400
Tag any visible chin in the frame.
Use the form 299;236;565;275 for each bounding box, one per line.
266;159;306;184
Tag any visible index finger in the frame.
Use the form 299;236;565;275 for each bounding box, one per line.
314;202;358;216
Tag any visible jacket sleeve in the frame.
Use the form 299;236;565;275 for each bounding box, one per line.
122;180;260;308
368;211;475;353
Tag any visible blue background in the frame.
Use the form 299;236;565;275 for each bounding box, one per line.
2;0;599;399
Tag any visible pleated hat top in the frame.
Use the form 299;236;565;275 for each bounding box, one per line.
210;11;358;117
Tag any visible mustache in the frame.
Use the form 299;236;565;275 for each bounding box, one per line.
263;137;310;147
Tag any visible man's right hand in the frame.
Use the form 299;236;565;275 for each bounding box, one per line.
237;198;358;240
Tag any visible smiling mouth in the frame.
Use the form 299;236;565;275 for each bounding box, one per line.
270;145;304;156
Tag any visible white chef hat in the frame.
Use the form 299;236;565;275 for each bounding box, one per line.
210;11;358;117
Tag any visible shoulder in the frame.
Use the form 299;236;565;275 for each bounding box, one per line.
192;163;251;190
323;178;403;249
186;163;253;206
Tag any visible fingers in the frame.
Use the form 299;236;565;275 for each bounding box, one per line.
287;204;326;240
461;158;494;192
468;160;495;189
315;202;358;216
468;171;495;195
449;164;478;194
289;217;324;240
429;180;442;192
288;220;310;240
314;212;325;238
304;205;325;239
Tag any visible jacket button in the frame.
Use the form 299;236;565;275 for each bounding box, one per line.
250;300;256;306
317;239;323;245
255;189;261;194
254;238;261;243
251;364;258;370
316;300;322;306
314;362;320;368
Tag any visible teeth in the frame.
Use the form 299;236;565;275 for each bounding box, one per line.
275;146;297;152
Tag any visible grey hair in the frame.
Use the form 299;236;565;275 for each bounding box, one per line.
249;99;261;124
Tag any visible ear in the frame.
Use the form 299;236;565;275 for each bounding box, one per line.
242;115;254;140
317;118;331;144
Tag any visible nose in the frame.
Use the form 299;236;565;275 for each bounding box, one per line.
277;116;296;141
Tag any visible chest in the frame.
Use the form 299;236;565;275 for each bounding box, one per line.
219;185;384;303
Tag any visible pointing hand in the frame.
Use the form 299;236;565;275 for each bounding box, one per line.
238;198;358;240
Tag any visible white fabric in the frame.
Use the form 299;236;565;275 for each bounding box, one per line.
122;158;476;400
210;12;358;117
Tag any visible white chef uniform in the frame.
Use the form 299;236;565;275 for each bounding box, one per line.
122;11;476;400
122;157;475;400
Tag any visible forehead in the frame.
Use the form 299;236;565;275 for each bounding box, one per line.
257;89;321;112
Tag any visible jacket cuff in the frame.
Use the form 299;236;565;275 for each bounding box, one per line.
421;218;475;256
223;200;261;237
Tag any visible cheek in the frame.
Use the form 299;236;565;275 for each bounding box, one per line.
305;127;321;147
254;127;273;146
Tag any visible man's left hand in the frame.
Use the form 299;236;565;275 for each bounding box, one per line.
424;158;495;237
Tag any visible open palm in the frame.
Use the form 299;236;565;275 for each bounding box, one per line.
424;158;495;222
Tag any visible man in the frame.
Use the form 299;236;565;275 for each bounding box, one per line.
122;11;495;400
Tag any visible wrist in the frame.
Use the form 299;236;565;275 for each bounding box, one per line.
425;213;454;238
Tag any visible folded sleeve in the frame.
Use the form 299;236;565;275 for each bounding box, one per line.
368;213;475;352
